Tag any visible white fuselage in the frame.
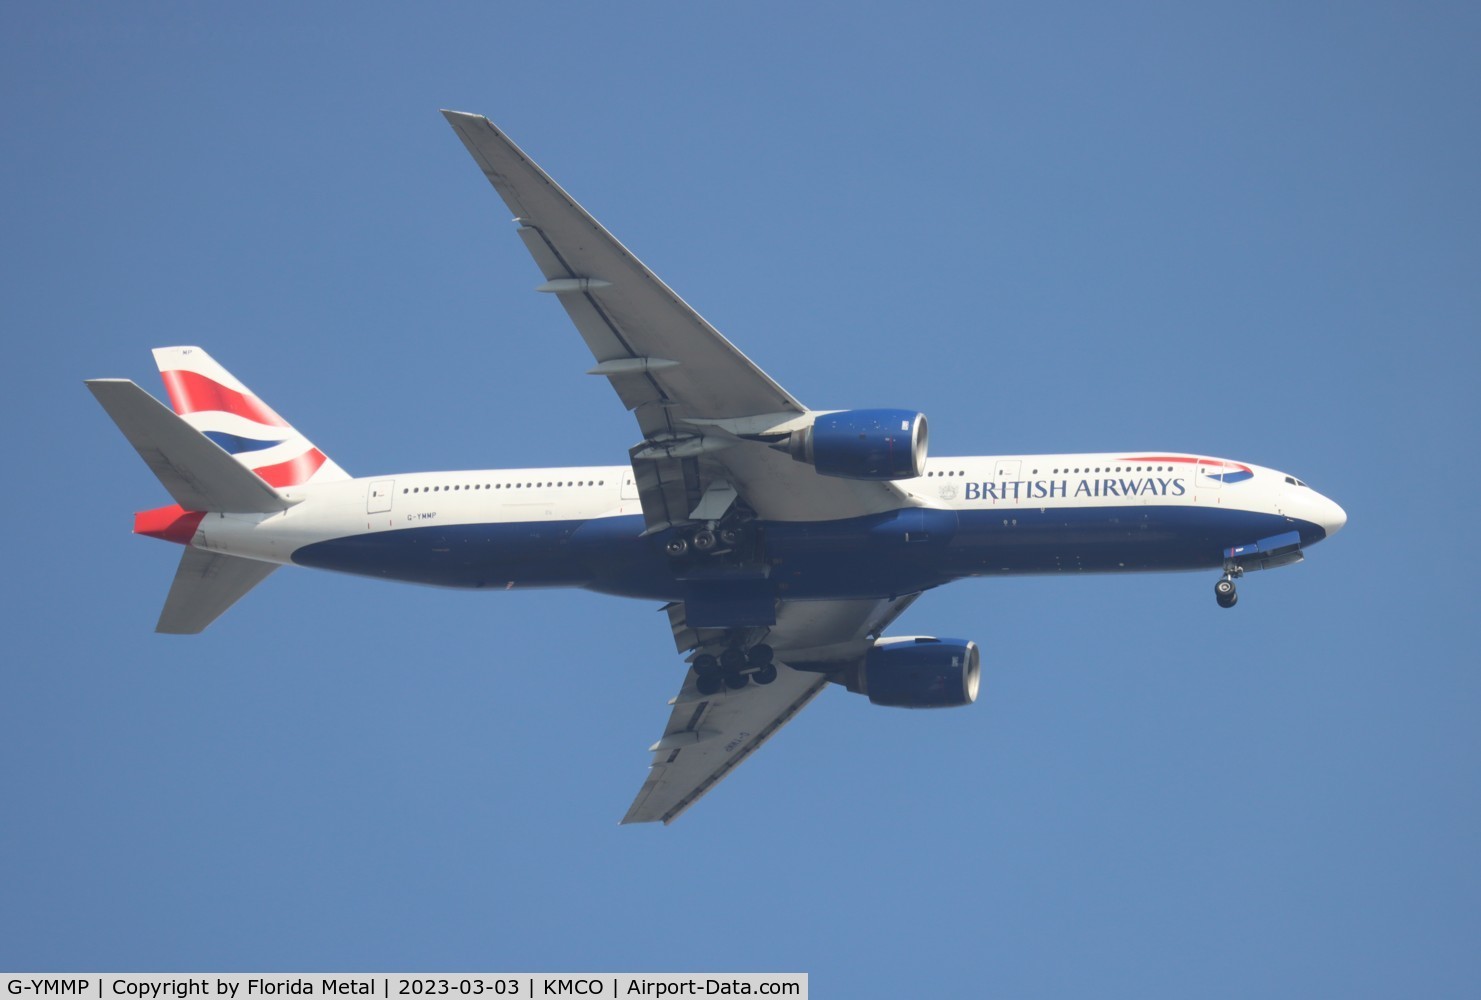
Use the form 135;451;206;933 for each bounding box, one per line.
179;451;1345;604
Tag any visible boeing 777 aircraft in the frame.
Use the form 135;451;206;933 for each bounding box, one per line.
89;111;1347;823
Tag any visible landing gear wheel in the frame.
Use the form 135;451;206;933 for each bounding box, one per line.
692;528;717;552
752;663;778;685
693;653;720;678
746;643;774;668
1215;578;1238;609
724;672;750;690
696;674;723;696
719;527;742;546
720;647;749;672
665;537;689;557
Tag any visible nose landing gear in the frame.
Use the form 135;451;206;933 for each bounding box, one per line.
1215;576;1238;608
1214;562;1243;609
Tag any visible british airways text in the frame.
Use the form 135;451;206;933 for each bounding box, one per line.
963;477;1187;501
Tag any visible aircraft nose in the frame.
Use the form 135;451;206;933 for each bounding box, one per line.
1318;493;1347;539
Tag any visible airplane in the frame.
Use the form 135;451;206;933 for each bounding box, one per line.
87;110;1348;824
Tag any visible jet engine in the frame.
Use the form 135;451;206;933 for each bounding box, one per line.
787;409;928;480
843;636;981;708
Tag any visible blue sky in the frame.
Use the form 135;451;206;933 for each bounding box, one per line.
4;2;1479;994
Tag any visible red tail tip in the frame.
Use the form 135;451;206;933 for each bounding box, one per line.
134;505;206;545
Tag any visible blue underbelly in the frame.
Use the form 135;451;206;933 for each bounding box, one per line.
946;505;1310;574
290;506;1321;598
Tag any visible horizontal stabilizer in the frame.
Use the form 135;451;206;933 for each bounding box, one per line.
157;547;277;634
86;379;292;513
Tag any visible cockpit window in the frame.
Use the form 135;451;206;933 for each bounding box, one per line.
1284;476;1310;488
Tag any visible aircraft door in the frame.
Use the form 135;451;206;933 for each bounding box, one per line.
367;479;395;514
621;471;640;501
1196;459;1223;491
994;460;1021;499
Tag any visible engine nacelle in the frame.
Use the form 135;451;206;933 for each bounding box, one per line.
788;409;928;480
845;636;981;708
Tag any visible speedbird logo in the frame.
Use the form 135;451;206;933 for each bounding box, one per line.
159;368;327;487
1123;455;1254;484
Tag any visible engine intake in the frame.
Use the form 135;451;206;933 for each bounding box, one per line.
788;409;928;480
845;636;980;708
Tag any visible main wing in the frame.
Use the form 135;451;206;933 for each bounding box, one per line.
441;111;800;422
623;594;919;824
441;110;913;525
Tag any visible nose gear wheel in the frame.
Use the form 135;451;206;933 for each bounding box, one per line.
1215;576;1238;609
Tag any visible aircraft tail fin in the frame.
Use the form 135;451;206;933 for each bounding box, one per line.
156;548;278;634
88;347;344;633
151;346;350;488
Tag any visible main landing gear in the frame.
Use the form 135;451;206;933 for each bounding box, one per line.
1215;563;1243;609
664;524;748;559
693;641;776;696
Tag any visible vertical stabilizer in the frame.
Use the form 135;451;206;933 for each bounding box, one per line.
152;346;349;488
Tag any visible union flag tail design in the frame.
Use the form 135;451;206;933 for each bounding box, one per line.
152;346;349;488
